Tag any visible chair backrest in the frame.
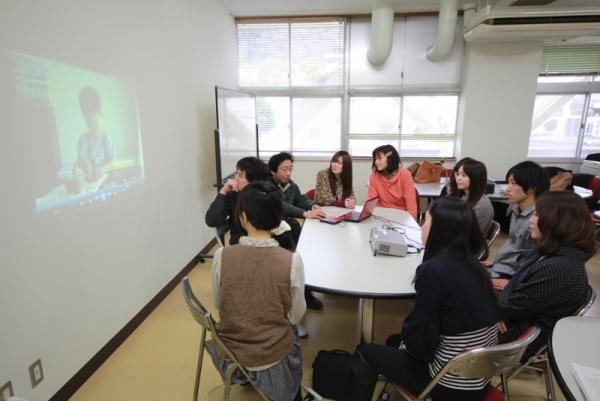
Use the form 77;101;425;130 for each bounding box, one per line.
215;223;230;248
575;285;596;316
306;188;315;200
478;220;501;260
414;187;421;223
180;277;247;375
486;221;501;246
590;176;600;199
417;327;541;399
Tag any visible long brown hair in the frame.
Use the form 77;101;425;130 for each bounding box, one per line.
328;151;353;199
448;157;488;208
535;191;596;256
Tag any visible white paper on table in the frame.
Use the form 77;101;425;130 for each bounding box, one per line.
572;362;600;401
321;206;353;218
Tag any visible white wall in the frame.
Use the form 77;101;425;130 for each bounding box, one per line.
0;1;237;400
457;41;544;179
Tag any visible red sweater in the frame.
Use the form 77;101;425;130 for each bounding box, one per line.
368;169;418;220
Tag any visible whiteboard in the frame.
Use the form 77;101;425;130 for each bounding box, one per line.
214;86;258;187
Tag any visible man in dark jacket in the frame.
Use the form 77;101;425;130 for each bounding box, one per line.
269;152;326;310
205;157;270;245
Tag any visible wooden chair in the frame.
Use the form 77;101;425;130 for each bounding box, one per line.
379;327;541;401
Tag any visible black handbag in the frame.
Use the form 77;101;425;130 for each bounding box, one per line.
312;349;354;400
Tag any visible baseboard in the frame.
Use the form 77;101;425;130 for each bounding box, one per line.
49;238;217;401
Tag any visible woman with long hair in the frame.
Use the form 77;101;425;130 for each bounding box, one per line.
497;191;595;357
447;157;494;236
346;197;498;401
208;181;306;401
367;144;417;219
314;150;355;208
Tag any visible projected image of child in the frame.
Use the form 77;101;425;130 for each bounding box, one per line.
73;86;116;183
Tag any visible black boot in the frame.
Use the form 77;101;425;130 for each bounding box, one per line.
345;351;378;401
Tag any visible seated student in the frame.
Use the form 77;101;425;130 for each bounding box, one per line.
497;191;594;358
346;197;499;401
208;181;306;401
447;157;493;236
314;150;356;208
367;144;417;220
205;157;270;245
268;151;326;310
485;161;550;279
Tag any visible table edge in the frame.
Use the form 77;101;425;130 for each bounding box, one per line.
548;328;578;401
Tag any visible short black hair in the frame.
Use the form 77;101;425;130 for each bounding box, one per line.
268;152;294;173
79;86;101;115
371;144;400;175
236;157;269;183
506;161;549;199
235;181;295;251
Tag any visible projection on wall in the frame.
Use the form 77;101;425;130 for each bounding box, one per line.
3;51;144;215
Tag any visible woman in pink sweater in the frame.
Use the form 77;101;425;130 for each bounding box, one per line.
367;144;418;220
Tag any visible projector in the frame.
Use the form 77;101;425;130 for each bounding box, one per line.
369;227;408;257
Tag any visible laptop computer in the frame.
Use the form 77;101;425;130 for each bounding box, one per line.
345;197;379;223
320;210;353;225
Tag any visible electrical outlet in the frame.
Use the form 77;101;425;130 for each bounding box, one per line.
28;359;44;388
0;381;14;401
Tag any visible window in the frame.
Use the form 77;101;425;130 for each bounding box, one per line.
528;45;600;159
237;17;462;158
348;95;458;157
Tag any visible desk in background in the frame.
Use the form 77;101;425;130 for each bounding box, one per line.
297;207;422;342
548;316;600;401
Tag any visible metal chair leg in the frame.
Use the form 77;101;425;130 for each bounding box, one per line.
501;373;510;401
194;328;206;401
544;357;556;400
223;364;236;401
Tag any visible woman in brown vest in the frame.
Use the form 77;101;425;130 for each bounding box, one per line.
208;181;306;401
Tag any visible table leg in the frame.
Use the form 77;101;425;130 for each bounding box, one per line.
360;298;374;343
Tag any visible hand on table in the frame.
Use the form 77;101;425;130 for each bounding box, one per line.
304;208;327;219
344;197;356;209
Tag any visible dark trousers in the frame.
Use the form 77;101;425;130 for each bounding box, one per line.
347;339;487;401
285;217;302;245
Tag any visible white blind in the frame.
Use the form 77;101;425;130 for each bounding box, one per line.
541;44;600;75
237;19;345;88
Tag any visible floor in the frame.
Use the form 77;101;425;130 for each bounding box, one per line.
71;234;600;401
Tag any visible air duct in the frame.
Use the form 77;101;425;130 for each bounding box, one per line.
426;0;458;61
368;0;395;66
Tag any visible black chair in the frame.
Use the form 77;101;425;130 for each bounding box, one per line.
585;152;600;162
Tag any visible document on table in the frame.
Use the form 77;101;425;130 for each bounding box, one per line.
572;363;600;401
321;206;353;218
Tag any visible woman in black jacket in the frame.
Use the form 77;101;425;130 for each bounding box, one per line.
497;191;595;357
347;197;499;401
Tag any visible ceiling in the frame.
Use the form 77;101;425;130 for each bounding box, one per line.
216;0;450;17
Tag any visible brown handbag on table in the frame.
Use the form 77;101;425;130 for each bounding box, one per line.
414;161;444;184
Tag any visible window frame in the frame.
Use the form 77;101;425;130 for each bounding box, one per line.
529;78;600;162
237;17;461;160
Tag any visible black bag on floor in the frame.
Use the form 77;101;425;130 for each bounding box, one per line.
312;349;354;400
